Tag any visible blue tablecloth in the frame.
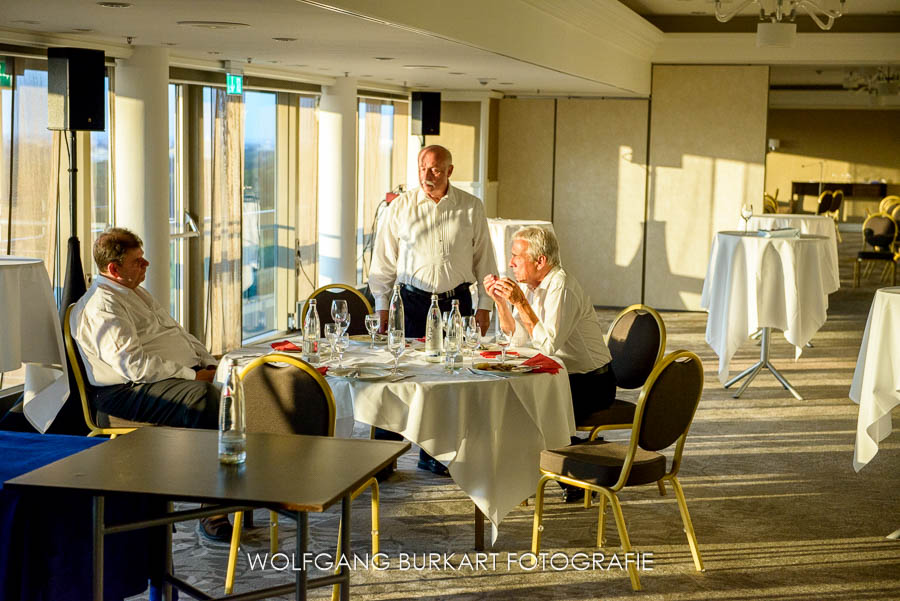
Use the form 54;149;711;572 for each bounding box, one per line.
0;431;158;601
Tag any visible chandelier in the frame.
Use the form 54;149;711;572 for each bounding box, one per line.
715;1;846;46
844;67;900;97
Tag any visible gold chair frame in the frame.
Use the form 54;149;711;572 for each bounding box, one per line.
576;304;667;442
224;353;380;600
308;283;374;314
531;350;705;591
63;304;138;439
763;194;778;214
879;195;900;215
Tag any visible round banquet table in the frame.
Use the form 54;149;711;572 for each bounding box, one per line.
744;214;839;292
488;218;555;278
0;257;69;432
700;232;838;398
850;287;900;472
220;339;575;544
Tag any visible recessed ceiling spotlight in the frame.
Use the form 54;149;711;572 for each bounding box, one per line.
403;65;447;70
73;28;94;32
448;72;465;75
268;60;280;64
162;42;177;46
373;57;394;61
499;82;514;85
11;19;41;25
289;63;308;67
177;21;250;30
97;2;132;7
207;51;221;55
272;37;297;42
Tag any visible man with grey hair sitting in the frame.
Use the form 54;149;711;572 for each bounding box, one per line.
484;226;615;502
71;227;231;541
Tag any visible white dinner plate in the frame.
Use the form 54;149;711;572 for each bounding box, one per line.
329;366;393;381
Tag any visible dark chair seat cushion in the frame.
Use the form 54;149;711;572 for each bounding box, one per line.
578;399;636;428
96;412;152;429
540;440;666;488
857;251;896;261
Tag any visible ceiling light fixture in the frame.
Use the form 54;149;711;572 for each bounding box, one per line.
272;37;297;42
176;21;250;30
96;2;132;7
844;67;900;98
715;0;845;47
373;57;394;61
402;65;447;70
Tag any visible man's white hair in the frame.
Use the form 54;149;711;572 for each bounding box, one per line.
513;226;560;267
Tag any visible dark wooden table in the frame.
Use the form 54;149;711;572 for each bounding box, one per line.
5;427;409;601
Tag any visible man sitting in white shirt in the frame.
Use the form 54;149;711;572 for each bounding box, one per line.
72;228;232;540
484;226;615;501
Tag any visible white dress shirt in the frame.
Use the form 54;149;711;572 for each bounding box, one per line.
369;185;497;311
511;266;611;374
72;276;216;386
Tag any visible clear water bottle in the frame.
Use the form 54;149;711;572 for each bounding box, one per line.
424;294;443;361
388;283;405;336
218;358;246;464
444;299;464;371
303;299;320;363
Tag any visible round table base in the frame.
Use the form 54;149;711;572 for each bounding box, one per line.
723;327;803;401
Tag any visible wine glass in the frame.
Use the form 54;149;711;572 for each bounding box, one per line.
331;300;350;336
365;314;380;349
464;316;480;359
496;325;512;364
741;204;753;230
387;329;405;374
324;323;341;368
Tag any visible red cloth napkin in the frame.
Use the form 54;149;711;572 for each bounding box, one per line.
522;353;562;375
480;350;519;358
317;366;328;375
416;337;426;343
271;340;301;352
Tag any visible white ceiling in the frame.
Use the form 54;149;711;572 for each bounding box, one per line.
619;0;900;16
0;0;897;95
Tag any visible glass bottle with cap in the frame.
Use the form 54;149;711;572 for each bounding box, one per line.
218;358;246;464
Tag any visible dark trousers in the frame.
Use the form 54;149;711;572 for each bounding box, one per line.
398;283;473;338
569;365;617;426
94;377;221;430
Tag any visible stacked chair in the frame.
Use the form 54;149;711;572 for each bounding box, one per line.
532;350;706;591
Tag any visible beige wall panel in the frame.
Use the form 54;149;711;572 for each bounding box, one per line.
554;98;648;308
765;109;900;217
428;101;480;182
646;65;768;311
497;98;555;220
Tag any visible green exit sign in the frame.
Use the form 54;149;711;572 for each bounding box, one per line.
226;73;243;95
0;61;9;88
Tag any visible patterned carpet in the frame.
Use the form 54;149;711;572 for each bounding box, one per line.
129;231;900;600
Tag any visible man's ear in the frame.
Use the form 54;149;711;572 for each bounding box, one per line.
446;164;454;179
105;262;120;278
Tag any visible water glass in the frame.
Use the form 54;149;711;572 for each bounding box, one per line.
365;314;380;348
464;316;480;358
324;323;341;367
387;329;405;374
331;299;350;335
496;326;512;364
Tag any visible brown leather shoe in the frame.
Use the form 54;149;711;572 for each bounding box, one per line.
197;515;233;544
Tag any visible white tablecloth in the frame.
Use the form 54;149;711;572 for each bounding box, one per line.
849;287;900;472
221;339;575;542
0;257;69;432
488;218;555;278
745;214;840;291
700;232;838;385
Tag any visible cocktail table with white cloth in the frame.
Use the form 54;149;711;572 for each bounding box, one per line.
219;339;575;547
744;214;840;292
701;232;838;400
488;218;555;278
0;257;69;432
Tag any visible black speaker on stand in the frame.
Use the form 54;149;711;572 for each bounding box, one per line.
411;91;441;136
48;47;105;321
46;47;105;435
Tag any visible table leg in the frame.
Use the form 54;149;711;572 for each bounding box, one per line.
474;505;484;552
296;511;308;601
723;328;803;401
340;496;351;601
164;501;174;601
92;495;104;601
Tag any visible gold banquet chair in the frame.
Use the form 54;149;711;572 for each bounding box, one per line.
879;195;900;215
577;304;666;442
307;283;374;335
531;350;705;591
63;304;148;438
763;194;778;214
853;213;898;287
224;354;380;598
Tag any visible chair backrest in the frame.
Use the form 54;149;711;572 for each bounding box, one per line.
634;350;704;453
862;213;898;251
890;203;900;226
879;195;900;214
829;189;844;213
763;195;778;214
307;284;374;335
62;304;104;434
239;353;335;437
816;190;833;215
606;304;666;390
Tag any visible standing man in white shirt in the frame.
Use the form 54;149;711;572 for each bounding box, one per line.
369;144;497;337
485;226;615;464
72;228;220;429
368;144;497;476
